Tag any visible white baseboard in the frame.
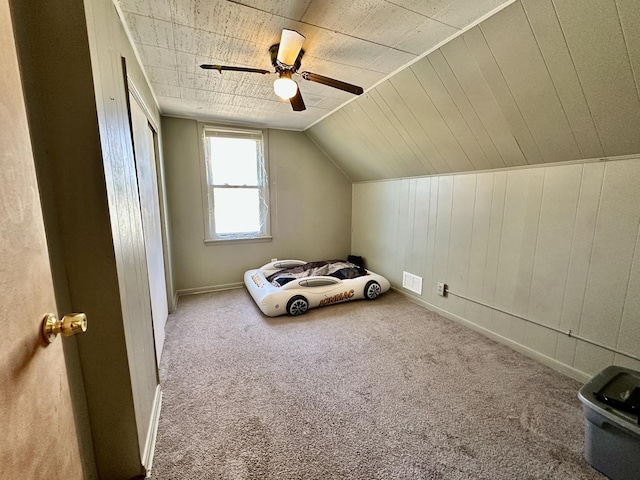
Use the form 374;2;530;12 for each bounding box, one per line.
142;386;162;475
170;291;179;313
176;282;244;299
392;287;591;384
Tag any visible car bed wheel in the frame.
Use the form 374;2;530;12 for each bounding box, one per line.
287;295;309;316
364;281;381;300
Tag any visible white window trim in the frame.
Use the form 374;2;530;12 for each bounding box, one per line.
198;123;271;244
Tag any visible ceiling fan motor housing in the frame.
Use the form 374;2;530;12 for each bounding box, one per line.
270;44;304;73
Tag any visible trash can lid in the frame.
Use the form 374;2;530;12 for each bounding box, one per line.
578;366;640;434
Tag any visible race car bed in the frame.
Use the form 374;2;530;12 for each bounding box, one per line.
244;259;391;317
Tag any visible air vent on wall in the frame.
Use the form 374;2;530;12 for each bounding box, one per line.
402;271;423;295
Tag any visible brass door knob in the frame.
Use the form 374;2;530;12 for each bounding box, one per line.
42;313;87;344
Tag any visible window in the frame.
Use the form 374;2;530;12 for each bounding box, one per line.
200;126;270;242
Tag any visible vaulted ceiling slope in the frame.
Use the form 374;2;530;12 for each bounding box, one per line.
306;0;640;182
116;0;512;130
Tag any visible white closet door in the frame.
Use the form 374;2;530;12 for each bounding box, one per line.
130;92;168;366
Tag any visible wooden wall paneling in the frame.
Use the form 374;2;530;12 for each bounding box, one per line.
429;50;506;169
447;174;477;317
357;93;415;177
440;37;527;168
333;110;388;181
395;180;412;286
318;112;360;180
574;343;615;379
406;60;476;172
389;69;460;173
524;165;581;357
405;179;418;268
553;0;640;156
480;171;507;332
512;168;545;344
327;110;375;181
519;310;550;358
480;2;581;164
463;26;544;166
580;161;640;347
424;177;439;304
368;89;430;176
493;169;532;339
307;115;361;181
374;81;443;174
465;173;494;325
338;107;399;180
352;157;640;379
520;0;604;159
527;164;581;325
431;176;454;310
555;163;604;368
617;224;640;355
412;56;492;171
411;177;431;290
343;99;400;178
616;0;640;102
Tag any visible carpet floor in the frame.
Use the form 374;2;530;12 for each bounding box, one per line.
150;288;604;480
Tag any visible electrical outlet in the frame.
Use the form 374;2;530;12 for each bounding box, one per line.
437;282;447;297
271;258;277;262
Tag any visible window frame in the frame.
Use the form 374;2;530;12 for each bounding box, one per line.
198;123;271;244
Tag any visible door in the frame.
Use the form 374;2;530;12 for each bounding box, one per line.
0;1;84;478
129;91;168;365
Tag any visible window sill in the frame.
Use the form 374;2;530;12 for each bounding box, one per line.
204;236;272;246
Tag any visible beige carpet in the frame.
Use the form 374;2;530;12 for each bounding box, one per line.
150;288;604;479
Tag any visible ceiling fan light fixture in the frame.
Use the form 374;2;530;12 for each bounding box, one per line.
274;71;297;99
201;28;363;112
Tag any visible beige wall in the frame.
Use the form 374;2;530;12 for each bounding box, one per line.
352;157;640;382
162;117;352;293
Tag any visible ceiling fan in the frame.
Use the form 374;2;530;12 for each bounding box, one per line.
200;29;364;112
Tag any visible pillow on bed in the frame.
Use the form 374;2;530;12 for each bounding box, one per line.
347;255;365;269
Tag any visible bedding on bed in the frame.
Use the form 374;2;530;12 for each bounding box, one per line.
266;259;368;287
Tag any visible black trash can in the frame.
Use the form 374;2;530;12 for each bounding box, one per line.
578;366;640;480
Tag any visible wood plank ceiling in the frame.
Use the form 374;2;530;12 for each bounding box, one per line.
115;0;512;130
307;0;640;181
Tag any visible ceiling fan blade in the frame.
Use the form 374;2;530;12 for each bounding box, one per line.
299;71;364;95
277;29;305;65
289;86;306;111
200;64;270;75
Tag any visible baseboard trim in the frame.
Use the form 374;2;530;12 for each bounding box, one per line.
171;291;179;313
142;386;162;475
176;282;244;299
392;288;591;384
